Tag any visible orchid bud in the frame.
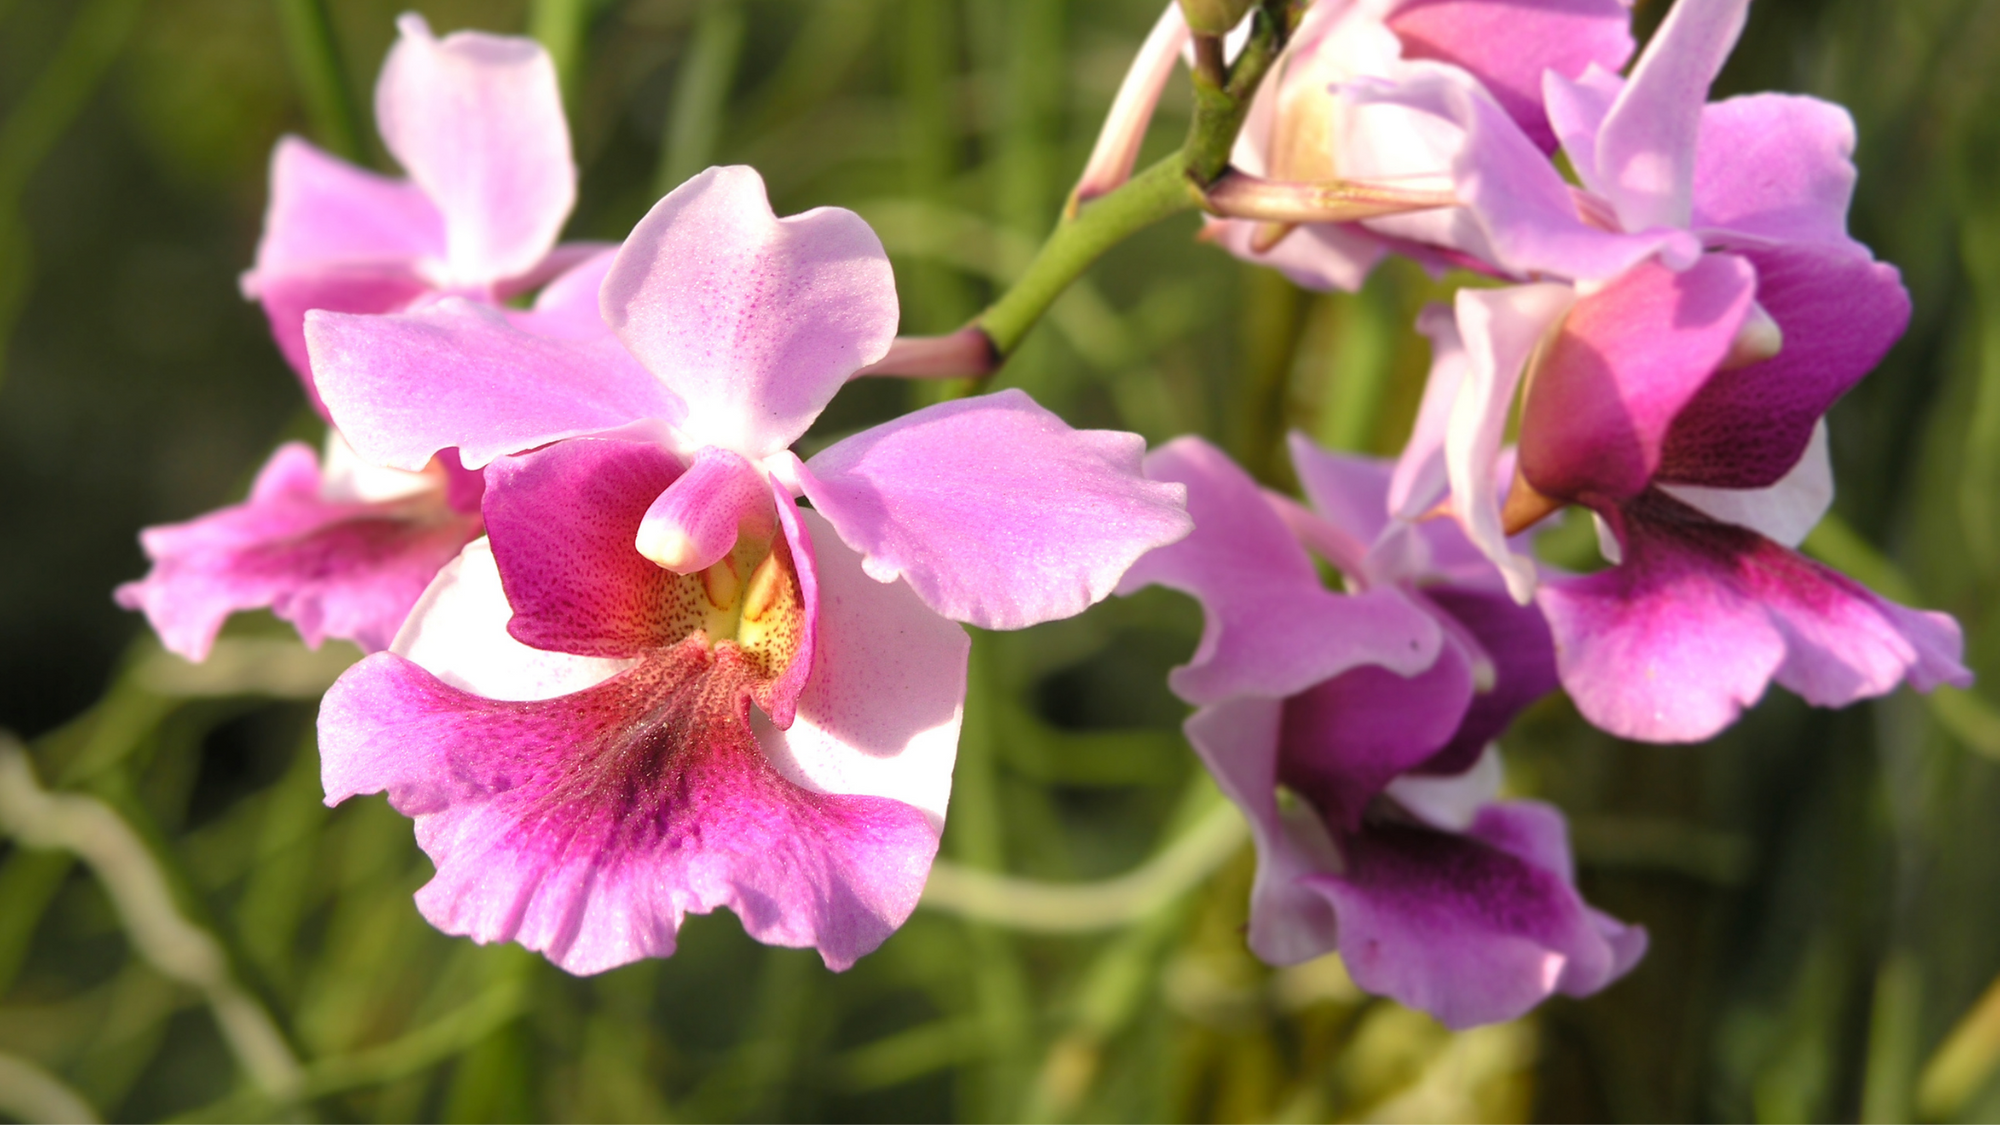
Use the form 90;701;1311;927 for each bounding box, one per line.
1178;0;1254;37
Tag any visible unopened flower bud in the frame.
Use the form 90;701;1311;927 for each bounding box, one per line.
1178;0;1254;36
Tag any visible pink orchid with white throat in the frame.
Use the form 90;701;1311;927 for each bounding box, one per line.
118;14;601;661
308;165;1194;973
1119;435;1643;1029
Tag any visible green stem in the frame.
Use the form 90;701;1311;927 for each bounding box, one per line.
977;156;1199;357
528;0;607;110
272;0;364;163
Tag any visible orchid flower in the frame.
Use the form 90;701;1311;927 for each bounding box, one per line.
1377;0;1969;741
119;16;599;661
1072;0;1642;291
1119;435;1643;1029
306;165;1193;972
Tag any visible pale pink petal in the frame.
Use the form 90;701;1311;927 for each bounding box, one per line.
508;246;621;340
1386;0;1635;151
252;269;435;407
1387;304;1466;519
116;443;478;661
1443;283;1575;601
1518;252;1757;504
317;639;938;975
1071;3;1189;205
308;298;680;471
374;14;574;286
799;390;1193;630
600;166;897;458
1659;419;1831;547
1592;0;1748;232
391;538;636;701
1657;245;1909;489
244;135;444;285
1543;65;1622;198
1539;493;1971;742
1185;698;1345;966
1203;216;1388;293
753;510;968;826
1692;94;1861;252
1306;801;1640;1029
1337;65;1698;282
494;240;620;302
636;447;773;574
482;436;688;658
1119;436;1441;702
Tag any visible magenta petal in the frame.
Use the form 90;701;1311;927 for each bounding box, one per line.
764;482;822;729
1308;801;1639;1029
115;443;479;660
374;15;574;286
800;390;1193;631
245;136;445;283
317;642;939;974
1386;0;1635;151
1520;252;1756;503
1592;0;1748;232
1116;436;1440;703
1658;245;1909;489
638;447;773;574
601;166;897;458
308;298;680;471
1418;586;1561;774
1185;698;1344;965
1692;94;1861;252
1539;494;1970;743
483;437;687;658
1278;642;1475;833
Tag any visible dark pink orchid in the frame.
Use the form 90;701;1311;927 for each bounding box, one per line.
1382;0;1970;741
119;16;598;661
308;166;1193;972
1119;435;1643;1029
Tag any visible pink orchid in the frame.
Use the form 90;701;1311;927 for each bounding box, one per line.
1071;0;1641;291
1378;0;1969;741
119;16;599;661
308;166;1193;972
1119;435;1643;1029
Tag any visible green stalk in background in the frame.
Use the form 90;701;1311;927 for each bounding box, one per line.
656;0;747;197
271;0;363;162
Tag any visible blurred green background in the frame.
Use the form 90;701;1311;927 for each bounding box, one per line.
5;0;2000;1120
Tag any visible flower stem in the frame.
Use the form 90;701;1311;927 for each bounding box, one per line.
272;0;365;163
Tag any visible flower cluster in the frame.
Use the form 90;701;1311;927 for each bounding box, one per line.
115;0;1971;1032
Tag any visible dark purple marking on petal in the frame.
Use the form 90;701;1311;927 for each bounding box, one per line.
1656;245;1910;489
1415;585;1561;776
318;639;937;974
1539;491;1969;742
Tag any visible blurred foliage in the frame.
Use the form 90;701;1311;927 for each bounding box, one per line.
3;0;2000;1121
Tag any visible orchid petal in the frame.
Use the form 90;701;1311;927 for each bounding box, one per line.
1419;585;1561;773
1202;216;1389;293
1692;94;1862;253
1185;698;1345;965
317;640;937;975
1387;304;1466;520
1307;801;1638;1029
636;447;774;574
601;166;897;459
1592;0;1748;232
1443;283;1575;602
115;443;478;661
1384;746;1503;833
1071;3;1190;205
1277;640;1475;833
244;135;445;284
1385;0;1636;152
375;14;574;286
482;436;689;659
1117;436;1440;703
1519;252;1756;505
1659;419;1832;547
253;270;434;408
1539;493;1971;742
308;298;679;472
389;538;638;701
508;246;621;340
754;510;968;826
1543;64;1623;199
800;390;1192;630
1657;245;1909;489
